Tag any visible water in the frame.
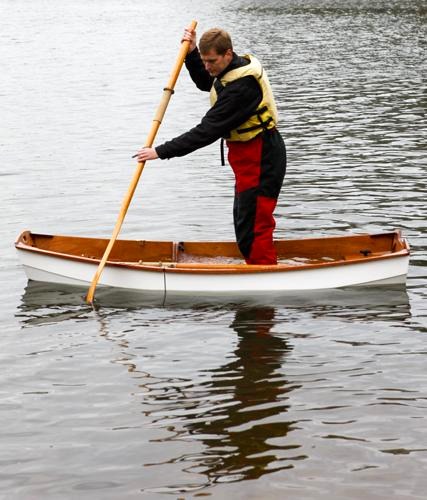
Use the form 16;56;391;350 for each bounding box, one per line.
1;0;426;498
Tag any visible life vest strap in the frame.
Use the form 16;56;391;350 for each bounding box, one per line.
237;111;273;134
220;138;225;166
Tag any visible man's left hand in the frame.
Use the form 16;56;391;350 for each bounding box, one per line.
135;147;159;162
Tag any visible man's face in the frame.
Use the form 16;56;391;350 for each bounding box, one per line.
201;48;233;77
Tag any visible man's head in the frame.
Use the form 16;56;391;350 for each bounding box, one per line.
199;28;233;77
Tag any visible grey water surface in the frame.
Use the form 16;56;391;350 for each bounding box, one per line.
1;0;426;499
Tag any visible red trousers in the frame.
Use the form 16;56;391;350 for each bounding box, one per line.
227;129;286;265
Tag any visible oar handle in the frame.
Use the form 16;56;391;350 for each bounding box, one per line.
86;20;198;304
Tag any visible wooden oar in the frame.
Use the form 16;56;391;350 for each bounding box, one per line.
86;20;197;304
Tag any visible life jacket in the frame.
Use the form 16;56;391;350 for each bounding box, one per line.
210;55;278;142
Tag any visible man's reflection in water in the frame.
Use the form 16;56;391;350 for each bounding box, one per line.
177;306;301;483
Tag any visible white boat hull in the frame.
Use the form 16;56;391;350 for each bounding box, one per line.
18;244;409;293
19;251;164;291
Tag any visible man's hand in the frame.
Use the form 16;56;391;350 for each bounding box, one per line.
182;27;197;52
134;147;159;162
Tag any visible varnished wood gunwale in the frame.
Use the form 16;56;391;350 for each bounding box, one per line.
15;230;409;275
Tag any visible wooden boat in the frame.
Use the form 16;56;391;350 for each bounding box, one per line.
15;230;410;294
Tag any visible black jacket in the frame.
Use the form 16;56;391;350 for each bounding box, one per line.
155;49;263;159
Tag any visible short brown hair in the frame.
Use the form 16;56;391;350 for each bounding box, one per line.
199;28;233;55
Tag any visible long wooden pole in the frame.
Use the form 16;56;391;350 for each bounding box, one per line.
86;20;197;304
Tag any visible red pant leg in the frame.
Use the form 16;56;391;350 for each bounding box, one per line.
246;196;278;265
227;130;286;265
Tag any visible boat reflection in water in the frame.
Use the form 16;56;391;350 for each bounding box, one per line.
16;281;412;490
18;280;411;325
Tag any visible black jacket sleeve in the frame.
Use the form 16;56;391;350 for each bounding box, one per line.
156;76;262;159
156;69;262;159
184;48;213;91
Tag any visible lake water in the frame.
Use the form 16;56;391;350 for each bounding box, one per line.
1;0;426;498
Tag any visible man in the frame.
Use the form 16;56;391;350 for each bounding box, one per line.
136;28;286;265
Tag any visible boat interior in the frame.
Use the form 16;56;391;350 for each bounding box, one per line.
16;230;409;268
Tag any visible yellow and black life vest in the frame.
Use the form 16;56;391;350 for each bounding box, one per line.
210;54;279;142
